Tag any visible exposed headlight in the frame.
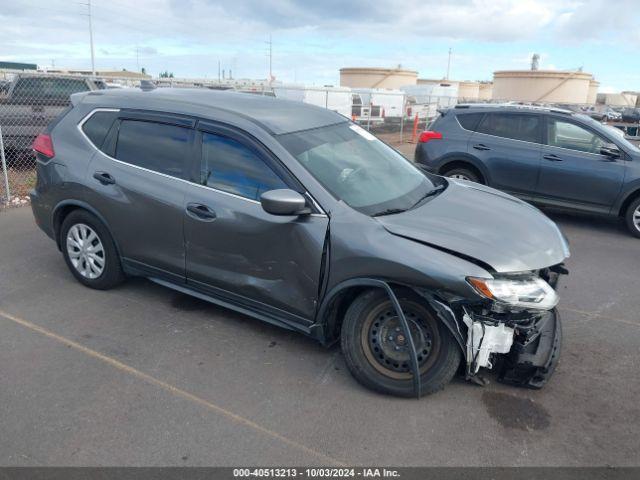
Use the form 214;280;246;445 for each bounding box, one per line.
467;275;559;310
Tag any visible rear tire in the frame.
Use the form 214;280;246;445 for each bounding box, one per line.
443;166;481;184
60;210;125;289
340;290;461;397
624;197;640;238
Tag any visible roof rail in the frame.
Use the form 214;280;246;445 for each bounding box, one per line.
454;103;574;115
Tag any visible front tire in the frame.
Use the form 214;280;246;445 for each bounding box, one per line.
340;290;461;397
624;197;640;238
60;210;125;289
444;167;481;184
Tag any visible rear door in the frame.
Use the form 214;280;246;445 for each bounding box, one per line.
183;122;329;323
468;112;543;196
536;116;626;211
84;110;195;281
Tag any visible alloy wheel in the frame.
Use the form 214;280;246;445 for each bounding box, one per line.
448;173;470;181
66;223;105;279
634;205;640;232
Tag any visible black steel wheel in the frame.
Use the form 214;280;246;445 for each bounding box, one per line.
341;289;461;397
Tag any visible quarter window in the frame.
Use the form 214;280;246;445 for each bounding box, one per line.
456;113;484;131
115;120;191;178
200;132;287;200
546;119;607;154
477;113;541;143
81;111;118;149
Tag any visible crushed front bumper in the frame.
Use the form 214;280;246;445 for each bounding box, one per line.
498;308;562;389
460;307;562;389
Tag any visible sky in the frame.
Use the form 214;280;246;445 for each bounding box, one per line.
1;0;639;92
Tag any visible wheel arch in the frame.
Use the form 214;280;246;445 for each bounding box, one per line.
52;200;121;258
314;278;466;356
437;156;488;184
618;187;640;217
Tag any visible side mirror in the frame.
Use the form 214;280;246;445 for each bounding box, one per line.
260;189;310;216
600;145;620;158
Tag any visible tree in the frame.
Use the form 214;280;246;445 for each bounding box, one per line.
159;70;174;78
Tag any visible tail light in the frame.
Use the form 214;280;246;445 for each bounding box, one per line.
418;131;443;143
33;133;55;158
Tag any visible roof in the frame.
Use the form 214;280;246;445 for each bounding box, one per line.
78;87;348;135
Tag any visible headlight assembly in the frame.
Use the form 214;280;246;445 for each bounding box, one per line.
467;275;559;310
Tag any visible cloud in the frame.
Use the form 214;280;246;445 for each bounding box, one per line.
0;0;638;87
553;0;639;41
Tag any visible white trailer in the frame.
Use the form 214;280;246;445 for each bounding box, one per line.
272;85;352;118
351;88;406;124
401;83;458;120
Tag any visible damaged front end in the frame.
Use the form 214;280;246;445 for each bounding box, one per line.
422;264;567;390
462;305;562;389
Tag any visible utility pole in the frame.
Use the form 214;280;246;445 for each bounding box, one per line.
265;35;273;83
88;0;95;75
218;60;221;83
80;0;96;75
446;47;452;80
136;45;140;72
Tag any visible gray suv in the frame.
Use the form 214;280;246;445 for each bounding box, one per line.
30;88;569;397
415;104;640;238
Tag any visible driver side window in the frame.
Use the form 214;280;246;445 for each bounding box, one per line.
547;119;607;155
200;132;287;201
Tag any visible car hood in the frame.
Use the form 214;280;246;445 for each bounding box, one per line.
376;180;570;273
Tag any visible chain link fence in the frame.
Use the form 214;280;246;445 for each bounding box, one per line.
0;71;114;208
3;70;639;210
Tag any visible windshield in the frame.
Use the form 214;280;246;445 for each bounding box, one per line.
277;122;439;216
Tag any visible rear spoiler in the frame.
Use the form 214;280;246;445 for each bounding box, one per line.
70;91;91;107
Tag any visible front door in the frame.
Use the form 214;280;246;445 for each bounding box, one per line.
184;126;329;323
536;116;626;211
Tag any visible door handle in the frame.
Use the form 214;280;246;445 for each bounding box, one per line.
543;154;562;162
186;203;216;221
93;171;116;185
473;144;490;151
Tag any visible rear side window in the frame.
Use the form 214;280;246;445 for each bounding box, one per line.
201;132;287;200
81;111;118;149
456;113;484;131
477;113;541;143
115;120;192;178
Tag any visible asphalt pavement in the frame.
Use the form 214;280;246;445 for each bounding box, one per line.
0;206;639;466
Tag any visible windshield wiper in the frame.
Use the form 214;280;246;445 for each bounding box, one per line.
371;184;446;217
408;184;446;210
371;208;408;217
